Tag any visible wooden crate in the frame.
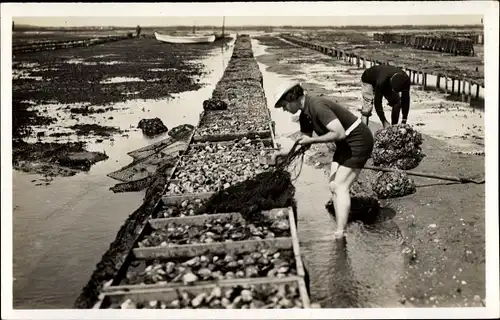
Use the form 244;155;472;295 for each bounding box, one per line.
133;207;295;260
187;138;277;152
105;237;299;292
95;276;310;309
192;130;272;143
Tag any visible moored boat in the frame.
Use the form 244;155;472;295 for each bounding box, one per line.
154;31;216;44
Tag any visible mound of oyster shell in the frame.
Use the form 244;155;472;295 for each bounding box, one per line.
372;124;426;170
372;171;416;199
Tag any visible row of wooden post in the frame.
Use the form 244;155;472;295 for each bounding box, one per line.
281;35;483;105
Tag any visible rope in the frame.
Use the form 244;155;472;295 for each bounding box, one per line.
274;141;309;182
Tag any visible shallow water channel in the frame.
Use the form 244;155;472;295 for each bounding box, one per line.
12;40;235;309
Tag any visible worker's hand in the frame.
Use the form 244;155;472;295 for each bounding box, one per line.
382;120;391;129
296;136;314;146
270;150;287;165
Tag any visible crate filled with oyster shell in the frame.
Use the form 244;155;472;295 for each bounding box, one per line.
96;276;310;309
185;137;276;157
163;149;275;195
198;109;271;128
193;122;273;143
134;208;296;259
106;238;302;292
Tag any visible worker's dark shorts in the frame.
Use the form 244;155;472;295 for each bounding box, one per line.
333;122;374;169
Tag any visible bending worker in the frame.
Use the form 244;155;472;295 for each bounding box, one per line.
360;65;411;128
271;81;374;239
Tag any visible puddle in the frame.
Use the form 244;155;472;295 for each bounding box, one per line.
13;39;236;308
99;77;145;84
148;68;172;72
18;62;40;69
12;70;44;81
65;58;98;66
91;54;118;59
254;38;408;307
99;61;125;65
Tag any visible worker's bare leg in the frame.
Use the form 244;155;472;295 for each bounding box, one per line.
329;165;362;238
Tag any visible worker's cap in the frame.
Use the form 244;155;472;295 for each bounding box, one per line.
390;73;410;92
273;80;302;108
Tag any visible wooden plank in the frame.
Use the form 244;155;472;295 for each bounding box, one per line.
161;192;215;205
269;122;278;149
98;276;308;308
103;275;306;294
133;237;293;260
296;277;311;308
149;208;290;229
148;212;244;229
287;207;305;278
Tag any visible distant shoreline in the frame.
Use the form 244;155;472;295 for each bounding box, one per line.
12;24;484;32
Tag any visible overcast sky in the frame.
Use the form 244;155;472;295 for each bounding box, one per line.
13;15;483;27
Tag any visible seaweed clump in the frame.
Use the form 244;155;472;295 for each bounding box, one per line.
196;169;297;224
203;98;228;111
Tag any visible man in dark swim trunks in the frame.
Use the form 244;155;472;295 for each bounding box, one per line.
360;65;411;128
271;81;374;239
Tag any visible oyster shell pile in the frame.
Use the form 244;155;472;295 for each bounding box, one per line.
187;139;269;156
123;249;296;285
157;198;206;218
200;108;269;124
372;124;425;170
186;138;272;156
108;282;304;309
372;170;417;199
371;124;424;198
195;120;270;136
165;150;273;195
219;69;263;84
138;217;291;247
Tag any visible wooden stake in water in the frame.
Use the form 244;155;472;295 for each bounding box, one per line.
467;81;472;104
461;78;466;102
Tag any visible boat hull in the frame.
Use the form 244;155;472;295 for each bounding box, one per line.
154;32;216;44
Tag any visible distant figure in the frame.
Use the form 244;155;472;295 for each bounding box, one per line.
136;25;141;37
360;65;411;128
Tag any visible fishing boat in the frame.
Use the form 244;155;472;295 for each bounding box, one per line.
155;22;216;44
154;31;216;44
214;16;231;41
